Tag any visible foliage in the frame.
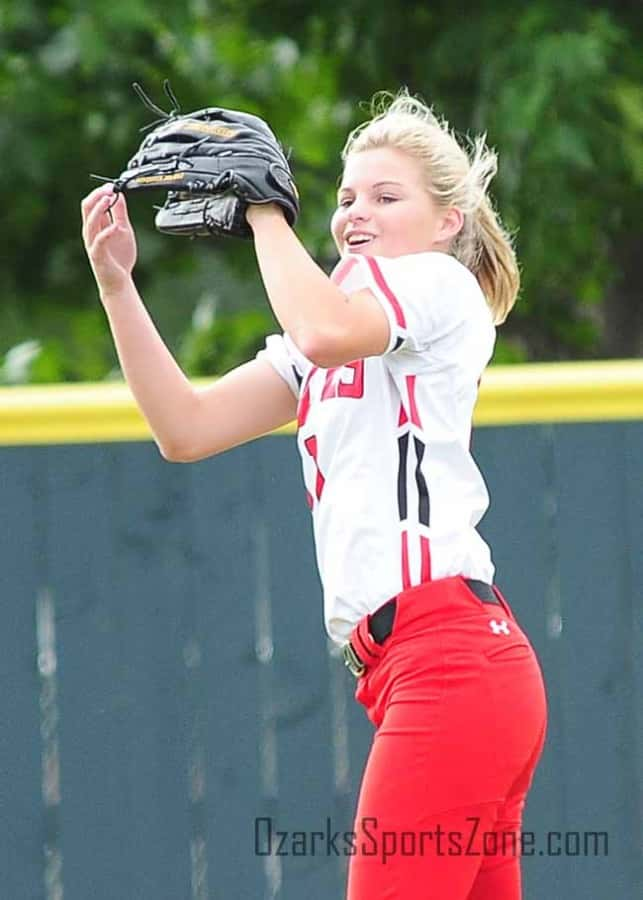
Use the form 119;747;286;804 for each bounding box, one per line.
179;305;278;377
1;0;641;382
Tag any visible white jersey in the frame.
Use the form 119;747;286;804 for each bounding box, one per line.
257;251;496;645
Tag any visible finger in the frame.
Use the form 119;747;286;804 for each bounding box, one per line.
82;190;112;233
110;192;131;228
83;194;115;247
82;194;111;246
82;184;115;220
81;183;115;221
89;221;120;258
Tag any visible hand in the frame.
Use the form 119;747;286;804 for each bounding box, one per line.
81;185;137;298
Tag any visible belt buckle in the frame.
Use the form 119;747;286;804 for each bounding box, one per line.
342;641;366;678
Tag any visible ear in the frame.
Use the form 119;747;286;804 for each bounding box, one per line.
437;206;464;243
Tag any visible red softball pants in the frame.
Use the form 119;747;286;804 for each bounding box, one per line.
345;576;547;900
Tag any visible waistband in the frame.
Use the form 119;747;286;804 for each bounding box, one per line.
342;577;507;678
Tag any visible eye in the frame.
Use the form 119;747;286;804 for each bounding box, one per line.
337;197;353;208
378;195;398;204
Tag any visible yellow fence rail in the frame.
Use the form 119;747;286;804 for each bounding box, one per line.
1;359;642;446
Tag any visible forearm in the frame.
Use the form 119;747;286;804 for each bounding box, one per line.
248;208;349;358
101;279;198;456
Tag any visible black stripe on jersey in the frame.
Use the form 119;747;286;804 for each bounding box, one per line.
397;432;409;521
291;365;303;388
393;335;404;352
413;436;430;527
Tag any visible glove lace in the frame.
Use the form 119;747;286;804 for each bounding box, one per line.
133;79;182;133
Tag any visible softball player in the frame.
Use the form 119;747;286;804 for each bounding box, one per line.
82;90;547;899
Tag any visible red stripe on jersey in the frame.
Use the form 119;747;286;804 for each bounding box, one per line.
297;366;318;428
305;490;314;510
406;375;422;427
304;435;325;500
420;536;431;582
398;402;409;427
331;256;359;286
365;257;407;328
315;471;325;500
401;530;411;590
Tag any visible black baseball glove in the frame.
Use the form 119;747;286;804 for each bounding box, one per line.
112;82;299;239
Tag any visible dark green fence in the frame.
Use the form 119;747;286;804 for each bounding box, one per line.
2;423;642;899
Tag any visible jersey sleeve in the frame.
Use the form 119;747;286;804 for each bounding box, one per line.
255;332;312;398
330;251;488;354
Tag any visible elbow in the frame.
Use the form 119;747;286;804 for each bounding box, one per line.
157;438;222;463
157;441;190;463
155;403;207;463
156;433;203;463
297;329;347;369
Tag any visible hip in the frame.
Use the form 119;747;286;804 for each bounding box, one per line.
345;576;547;726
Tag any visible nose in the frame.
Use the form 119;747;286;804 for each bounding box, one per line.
347;197;371;223
348;211;369;225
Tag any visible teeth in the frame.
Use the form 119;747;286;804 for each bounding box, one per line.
346;234;373;245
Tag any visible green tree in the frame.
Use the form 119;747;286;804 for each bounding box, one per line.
1;0;641;382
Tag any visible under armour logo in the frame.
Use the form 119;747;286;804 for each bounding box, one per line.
489;619;510;635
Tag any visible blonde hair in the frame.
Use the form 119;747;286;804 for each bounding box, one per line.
341;90;520;324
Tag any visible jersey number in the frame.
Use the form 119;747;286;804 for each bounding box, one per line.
301;361;364;507
321;361;364;400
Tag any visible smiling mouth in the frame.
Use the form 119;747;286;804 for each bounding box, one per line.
345;235;375;252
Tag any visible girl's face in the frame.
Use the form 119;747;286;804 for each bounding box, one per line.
331;146;458;259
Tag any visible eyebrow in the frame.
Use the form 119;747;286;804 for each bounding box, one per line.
337;180;404;195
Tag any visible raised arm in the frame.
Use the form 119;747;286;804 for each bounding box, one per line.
246;204;390;368
81;184;296;461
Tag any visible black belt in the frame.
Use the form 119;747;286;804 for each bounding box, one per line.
342;579;500;677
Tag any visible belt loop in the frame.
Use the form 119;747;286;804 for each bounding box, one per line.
343;616;382;678
353;618;379;664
